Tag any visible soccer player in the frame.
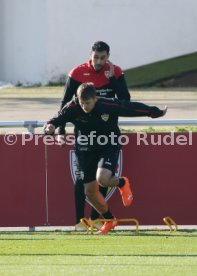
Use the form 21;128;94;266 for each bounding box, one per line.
58;41;130;231
44;83;167;234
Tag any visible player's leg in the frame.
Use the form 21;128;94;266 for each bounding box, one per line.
81;151;117;234
96;146;133;207
84;180;117;234
84;181;107;213
73;153;87;231
90;185;108;223
75;148;102;213
75;152;105;229
74;178;86;230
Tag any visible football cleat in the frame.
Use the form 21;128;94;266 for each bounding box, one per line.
119;177;133;207
95;220;118;234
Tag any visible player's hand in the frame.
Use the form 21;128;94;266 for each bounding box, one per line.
57;135;66;147
162;106;168;116
150;106;168;118
107;60;115;78
44;124;55;134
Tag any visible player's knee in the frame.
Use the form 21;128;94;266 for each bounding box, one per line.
96;174;109;187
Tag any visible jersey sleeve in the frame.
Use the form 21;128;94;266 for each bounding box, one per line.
117;101;166;118
110;75;130;101
69;64;86;83
101;99;150;117
60;76;81;109
48;102;76;129
114;65;123;79
109;65;130;101
117;100;151;117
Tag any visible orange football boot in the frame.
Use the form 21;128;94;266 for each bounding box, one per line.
95;220;118;234
119;177;133;207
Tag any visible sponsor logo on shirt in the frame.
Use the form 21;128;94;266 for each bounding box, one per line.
104;71;110;78
96;88;112;96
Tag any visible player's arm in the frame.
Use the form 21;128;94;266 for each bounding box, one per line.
110;75;130;100
108;61;130;101
60;77;80;109
44;111;68;135
117;100;167;118
58;76;80;135
44;104;74;135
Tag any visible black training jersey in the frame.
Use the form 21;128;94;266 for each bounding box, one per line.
47;98;159;150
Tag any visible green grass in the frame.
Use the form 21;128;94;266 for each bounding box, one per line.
0;86;64;98
0;230;196;276
124;52;197;88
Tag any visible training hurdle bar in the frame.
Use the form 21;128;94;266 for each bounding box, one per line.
163;216;178;233
80;218;139;235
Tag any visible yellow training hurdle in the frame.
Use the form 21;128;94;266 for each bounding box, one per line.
80;218;139;235
163;216;178;232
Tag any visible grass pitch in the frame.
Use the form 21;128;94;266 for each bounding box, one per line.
125;52;197;88
0;230;196;276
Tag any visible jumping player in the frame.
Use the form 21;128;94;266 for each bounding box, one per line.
44;83;167;234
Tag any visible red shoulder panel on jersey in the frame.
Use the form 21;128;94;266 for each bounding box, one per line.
68;63;89;82
114;65;123;79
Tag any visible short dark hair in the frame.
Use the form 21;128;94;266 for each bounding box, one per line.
77;83;96;100
91;41;110;54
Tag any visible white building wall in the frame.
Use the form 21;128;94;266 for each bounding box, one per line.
0;0;197;84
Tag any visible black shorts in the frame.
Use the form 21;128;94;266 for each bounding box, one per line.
75;146;121;184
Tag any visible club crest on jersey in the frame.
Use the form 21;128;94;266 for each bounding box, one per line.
104;70;110;78
69;150;123;202
101;113;109;122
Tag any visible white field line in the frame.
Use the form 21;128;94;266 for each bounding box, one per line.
0;225;196;232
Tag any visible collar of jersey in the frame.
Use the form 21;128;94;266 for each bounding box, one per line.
88;60;108;73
